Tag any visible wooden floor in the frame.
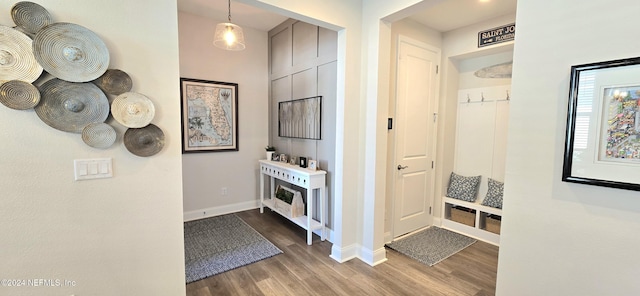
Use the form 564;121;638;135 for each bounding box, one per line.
186;209;499;296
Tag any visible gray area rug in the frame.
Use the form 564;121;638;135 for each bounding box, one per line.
184;214;282;283
386;227;476;266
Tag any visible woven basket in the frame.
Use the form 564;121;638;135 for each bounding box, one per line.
485;216;501;234
450;207;475;227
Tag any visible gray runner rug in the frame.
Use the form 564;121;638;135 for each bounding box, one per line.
184;214;282;283
386;226;476;266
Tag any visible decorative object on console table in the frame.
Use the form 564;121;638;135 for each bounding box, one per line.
308;160;317;171
180;77;238;153
274;185;304;218
299;157;307;168
265;145;275;160
279;153;288;163
289;156;297;165
562;56;640;191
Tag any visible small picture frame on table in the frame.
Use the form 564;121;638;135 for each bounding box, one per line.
308;160;317;171
279;154;288;163
299;157;307;168
289;156;297;165
271;153;280;161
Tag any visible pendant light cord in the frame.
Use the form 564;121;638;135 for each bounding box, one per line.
228;0;232;22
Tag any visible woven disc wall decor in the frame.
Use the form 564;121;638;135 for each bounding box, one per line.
0;79;40;110
35;78;109;133
92;69;132;95
111;92;155;128
82;122;116;149
11;1;53;35
33;22;109;82
0;25;43;84
124;124;164;157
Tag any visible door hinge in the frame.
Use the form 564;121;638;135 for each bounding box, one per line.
431;161;434;169
436;65;439;74
433;112;437;123
429;206;432;215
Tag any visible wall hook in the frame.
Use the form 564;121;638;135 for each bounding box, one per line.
481;92;485;102
467;94;471;103
506;90;510;101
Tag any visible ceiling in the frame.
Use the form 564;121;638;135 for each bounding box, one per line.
177;0;517;32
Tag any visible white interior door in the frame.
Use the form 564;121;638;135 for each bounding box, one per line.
393;36;440;237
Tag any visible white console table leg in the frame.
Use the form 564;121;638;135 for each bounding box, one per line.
306;187;313;245
259;171;264;214
320;186;326;241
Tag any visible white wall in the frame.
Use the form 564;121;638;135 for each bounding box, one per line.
178;11;269;220
497;0;640;295
0;1;185;295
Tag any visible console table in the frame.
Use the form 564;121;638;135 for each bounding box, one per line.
259;159;327;245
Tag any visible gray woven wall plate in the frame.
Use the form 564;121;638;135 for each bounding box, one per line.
82;122;116;149
0;79;40;110
92;69;132;95
124;124;164;157
35;78;109;133
33;22;110;83
11;1;53;35
0;25;43;84
111;92;155;128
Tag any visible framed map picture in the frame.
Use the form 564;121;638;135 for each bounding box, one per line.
180;78;238;153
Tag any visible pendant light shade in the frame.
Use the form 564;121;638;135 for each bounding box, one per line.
213;0;245;51
214;23;245;51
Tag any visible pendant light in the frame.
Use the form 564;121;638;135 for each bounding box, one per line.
213;0;246;51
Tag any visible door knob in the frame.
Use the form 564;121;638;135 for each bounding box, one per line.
397;165;408;170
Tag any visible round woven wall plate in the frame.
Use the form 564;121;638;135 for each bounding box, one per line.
82;122;116;149
111;92;155;128
124;124;164;157
11;1;53;35
0;80;40;110
33;22;110;82
35;78;110;133
0;25;43;84
92;69;132;95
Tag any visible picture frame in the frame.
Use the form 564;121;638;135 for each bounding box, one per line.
562;56;640;191
308;160;317;171
180;77;238;153
278;96;322;140
299;157;307;168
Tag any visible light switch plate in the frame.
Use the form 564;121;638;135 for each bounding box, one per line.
74;158;113;181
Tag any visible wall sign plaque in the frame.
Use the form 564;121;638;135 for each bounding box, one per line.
478;23;515;48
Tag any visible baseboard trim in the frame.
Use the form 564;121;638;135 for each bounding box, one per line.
359;246;388;266
330;243;359;263
433;217;442;227
183;200;260;222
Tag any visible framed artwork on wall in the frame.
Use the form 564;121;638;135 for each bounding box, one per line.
562;56;640;191
180;78;238;153
278;96;322;140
